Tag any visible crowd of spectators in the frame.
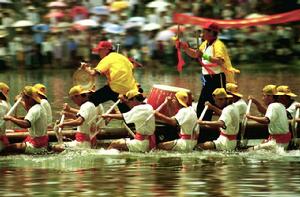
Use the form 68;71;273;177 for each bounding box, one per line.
0;0;299;70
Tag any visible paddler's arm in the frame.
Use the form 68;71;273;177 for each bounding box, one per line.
248;96;266;114
246;115;270;125
154;111;177;127
205;101;222;116
58;116;84;128
197;120;225;129
63;103;79;114
3;115;31;128
102;113;123;120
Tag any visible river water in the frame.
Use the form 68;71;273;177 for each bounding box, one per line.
1;63;300;196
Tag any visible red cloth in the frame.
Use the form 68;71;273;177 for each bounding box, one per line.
24;135;48;148
220;132;237;141
179;133;198;140
198;58;218;75
267;132;291;144
175;40;185;72
0;135;9;146
135;132;156;150
75;132;90;142
173;9;300;29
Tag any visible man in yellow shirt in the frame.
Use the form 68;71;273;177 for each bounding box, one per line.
82;41;139;112
177;22;239;120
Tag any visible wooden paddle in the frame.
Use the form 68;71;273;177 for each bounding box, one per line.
192;105;208;140
54;114;65;144
6;97;22;117
292;107;300;147
90;99;121;140
239;99;252;148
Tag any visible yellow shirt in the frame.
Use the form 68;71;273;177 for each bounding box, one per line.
95;52;138;94
199;39;240;83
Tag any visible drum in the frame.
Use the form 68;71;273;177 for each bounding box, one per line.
147;84;193;117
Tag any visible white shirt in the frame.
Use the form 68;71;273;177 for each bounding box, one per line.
123;104;155;135
40;99;52;126
202;45;222;75
25;104;48;137
77;101;97;135
0;100;10;135
174;106;198;135
265;102;289;135
233;98;247;122
287;100;300;119
219;104;240;135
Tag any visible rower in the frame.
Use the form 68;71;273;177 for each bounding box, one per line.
51;85;97;152
196;88;240;151
3;86;48;154
154;91;199;152
276;85;299;119
33;83;53;128
102;90;156;152
226;83;247;123
0;82;10;152
246;85;291;150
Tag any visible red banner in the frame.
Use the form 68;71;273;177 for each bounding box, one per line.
173;9;300;29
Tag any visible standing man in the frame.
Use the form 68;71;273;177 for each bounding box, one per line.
81;41;139;113
177;22;239;120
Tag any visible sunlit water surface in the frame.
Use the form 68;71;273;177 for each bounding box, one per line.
1;63;300;196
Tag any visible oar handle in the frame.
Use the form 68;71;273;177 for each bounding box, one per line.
58;114;65;133
240;99;252;142
199;105;209;121
6;97;22;117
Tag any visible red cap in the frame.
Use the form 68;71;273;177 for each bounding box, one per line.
92;41;113;53
203;22;220;32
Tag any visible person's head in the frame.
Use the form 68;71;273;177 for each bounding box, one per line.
276;85;297;107
175;91;189;108
125;89;145;107
202;22;220;42
69;85;91;106
0;82;9;101
92;41;113;58
262;85;284;106
226;83;243;102
22;86;41;110
212;88;232;108
33;83;47;99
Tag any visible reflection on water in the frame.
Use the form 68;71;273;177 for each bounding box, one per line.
1;64;300;196
1;150;300;196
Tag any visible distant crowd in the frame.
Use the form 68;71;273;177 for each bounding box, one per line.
0;0;299;70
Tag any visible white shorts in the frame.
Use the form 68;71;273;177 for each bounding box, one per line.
172;139;197;152
63;140;91;149
25;142;48;154
214;135;237;151
126;138;149;152
253;139;289;150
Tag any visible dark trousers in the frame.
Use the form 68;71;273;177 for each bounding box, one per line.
89;85;130;113
196;73;226;120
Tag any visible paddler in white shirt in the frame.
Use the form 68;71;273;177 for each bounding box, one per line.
102;90;156;152
3;86;48;154
51;85;97;152
155;91;199;152
246;85;291;150
0;82;10;152
197;88;240;151
276;85;299;119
